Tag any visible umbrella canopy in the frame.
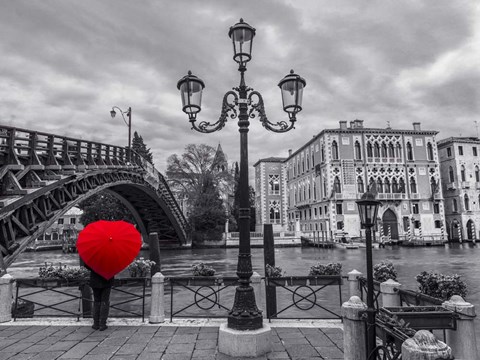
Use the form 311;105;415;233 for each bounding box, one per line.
77;220;142;280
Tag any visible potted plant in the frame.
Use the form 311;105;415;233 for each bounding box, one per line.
380;306;457;330
373;261;397;282
415;271;467;300
189;263;219;286
265;264;284;278
127;258;156;278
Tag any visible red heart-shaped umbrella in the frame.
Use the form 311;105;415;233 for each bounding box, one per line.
77;220;142;280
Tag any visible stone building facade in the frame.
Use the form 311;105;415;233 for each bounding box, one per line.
438;137;480;241
253;157;288;232
254;120;446;241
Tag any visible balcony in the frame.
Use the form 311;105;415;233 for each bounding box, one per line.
476;183;480;190
377;193;407;200
411;193;420;199
461;181;470;189
446;183;456;190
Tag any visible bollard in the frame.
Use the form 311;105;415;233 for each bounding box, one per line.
342;296;367;360
149;272;165;324
251;272;263;311
347;270;363;298
442;295;478;360
380;279;401;308
0;274;13;323
402;330;452;359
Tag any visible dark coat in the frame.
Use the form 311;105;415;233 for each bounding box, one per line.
85;264;114;289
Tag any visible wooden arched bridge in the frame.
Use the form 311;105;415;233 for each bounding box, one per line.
0;125;190;269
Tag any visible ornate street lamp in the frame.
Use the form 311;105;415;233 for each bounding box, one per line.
356;190;381;359
110;106;132;162
177;18;306;331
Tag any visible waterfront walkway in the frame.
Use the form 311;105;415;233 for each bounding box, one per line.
0;319;344;360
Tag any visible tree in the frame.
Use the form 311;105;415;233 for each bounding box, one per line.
166;144;232;243
132;131;154;164
78;191;134;226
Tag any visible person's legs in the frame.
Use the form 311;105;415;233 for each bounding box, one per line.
91;288;102;330
99;287;111;331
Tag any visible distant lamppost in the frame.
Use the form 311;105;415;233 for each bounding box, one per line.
177;18;306;331
356;190;381;358
110;106;132;162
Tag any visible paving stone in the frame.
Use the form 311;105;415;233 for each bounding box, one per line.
36;336;64;345
87;345;121;355
193;349;216;357
142;342;167;353
81;355;112;360
175;327;199;334
305;335;335;346
199;327;219;333
266;352;290;359
216;352;268;360
62;333;90;341
195;339;217;350
271;342;286;352
136;327;158;334
0;353;17;360
58;341;99;358
137;352;164;360
45;340;79;352
146;336;171;346
100;337;129;346
29;351;65;360
170;334;197;344
197;331;218;340
109;355;137;360
4;354;35;360
155;327;177;334
160;354;192;360
115;343;146;355
281;337;309;345
285;343;320;358
21;343;52;353
314;345;344;359
2;342;37;354
0;338;19;350
164;342;194;354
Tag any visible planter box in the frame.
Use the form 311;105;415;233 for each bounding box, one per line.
267;275;343;287
170;276;238;287
376;318;413;350
381;306;457;330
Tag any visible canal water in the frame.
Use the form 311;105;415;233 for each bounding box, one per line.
8;244;480;341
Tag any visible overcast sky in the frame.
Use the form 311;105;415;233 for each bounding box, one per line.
1;0;479;175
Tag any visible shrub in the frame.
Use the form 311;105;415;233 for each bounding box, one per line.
38;262;90;280
266;264;284;278
415;271;468;300
309;262;342;276
374;261;397;282
191;263;216;276
127;257;156;277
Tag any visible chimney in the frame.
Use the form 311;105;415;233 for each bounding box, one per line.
355;119;364;128
339;121;347;130
288;149;292;157
413;122;421;131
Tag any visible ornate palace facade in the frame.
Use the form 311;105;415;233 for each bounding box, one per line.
438;137;480;242
255;120;446;241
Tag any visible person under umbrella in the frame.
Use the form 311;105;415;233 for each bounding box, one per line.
77;220;142;331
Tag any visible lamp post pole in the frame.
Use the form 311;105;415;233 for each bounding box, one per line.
177;19;306;331
356;189;381;359
110;106;132;163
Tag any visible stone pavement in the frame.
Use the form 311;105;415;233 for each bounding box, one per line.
0;321;344;360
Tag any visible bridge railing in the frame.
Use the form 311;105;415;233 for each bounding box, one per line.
0;125;130;168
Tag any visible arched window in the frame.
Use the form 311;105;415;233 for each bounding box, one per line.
392;178;398;193
332;141;339;160
410;177;417;193
321;146;325;162
355;141;362;160
334;176;341;193
399;178;405;193
396;143;402;159
269;200;281;224
461;165;466;182
306;155;309;170
427;142;434;161
464;194;470;211
323;178;327;197
311;153;314;168
313;182;317;200
377;178;383;193
367;142;373;158
381;143;387;158
374;143;380;158
407;142;413;160
384;178;391;193
449;166;455;183
453;198;458;212
475;166;480;182
388;143;395;158
430;177;437;195
357;176;364;193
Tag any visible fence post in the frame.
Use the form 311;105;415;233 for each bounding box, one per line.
149;272;165;324
0;274;13;323
149;232;161;275
263;224;277;318
402;330;452;359
347;269;362;298
380;279;401;307
442;295;478;360
251;272;263;311
342;296;367;360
